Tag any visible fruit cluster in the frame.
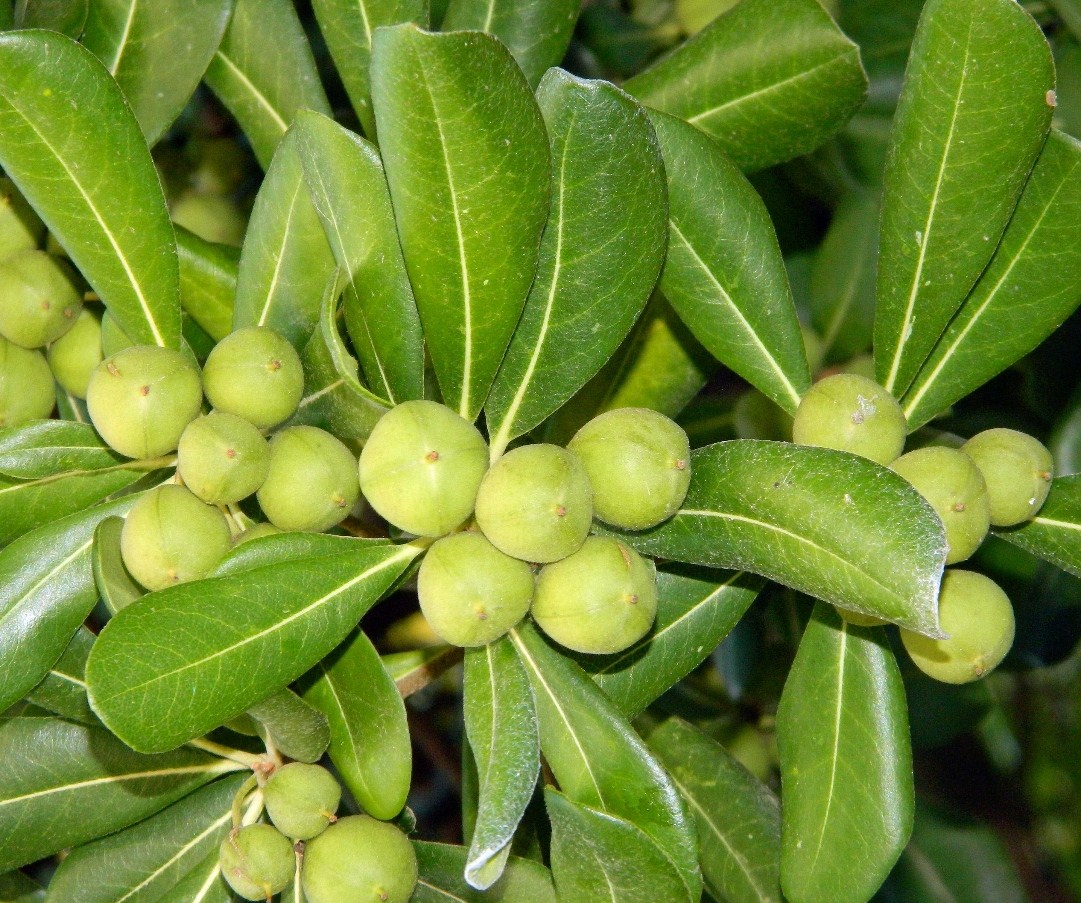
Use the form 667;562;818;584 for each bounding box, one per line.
220;762;416;902
360;401;692;654
792;373;1054;684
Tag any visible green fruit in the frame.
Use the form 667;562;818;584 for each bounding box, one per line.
359;401;489;537
417;532;534;646
891;447;991;564
86;345;203;459
120;485;233;591
475;445;593;563
202;326;304;429
171;190;247;246
733;389;793;441
568;407;691;530
900;569;1015;684
100;311;134;358
531;537;658;654
177;412;270;505
47;309;102;398
792;373;906;465
302;815;418;903
0;250;82;349
235;522;283;544
0;177;45;259
836;607;888;628
0;337;55;427
961;428;1054;526
218;824;295;901
264;763;342;841
257;426;360;532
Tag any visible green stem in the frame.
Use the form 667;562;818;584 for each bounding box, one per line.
186;736;264;768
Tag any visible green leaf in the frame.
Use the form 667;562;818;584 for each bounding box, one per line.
176;226;238;344
485;70;667;456
0;30;181;347
0;420;124;478
370;24;550;420
413;841;557;903
625;0;868;172
463;637;539;890
648;717;782;903
383;645;463;696
93;515;144;615
232;126;336;348
246;687;330;764
299;628;411;819
509;623;701;902
43;773;246;903
310;0;427;140
204;0;331;169
995;475;1081;578
585;565;764;718
441;0;578;87
0;717;243;873
86;536;420;752
605;440;947;635
11;0;86;36
26;626;96;725
777;604;913;903
873;0;1055;396
901;131;1081;430
81;0;234;145
648;110;810;415
0;870;43;903
294;110;425;403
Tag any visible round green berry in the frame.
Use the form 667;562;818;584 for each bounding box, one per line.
257;426;359;532
218;824;295;901
568;407;691;530
837;607;888;628
0;250;82;349
792;373;906;465
302;815;417;903
891;447;991;564
532;537;658;655
264;763;342;841
235;522;283;545
86;346;203;459
0;177;44;259
171;191;246;246
417;532;534;647
359;401;488;537
177;413;270;505
900;569;1015;684
961;428;1054;527
0;337;54;427
202;326;304;429
475;445;593;563
47;309;102;398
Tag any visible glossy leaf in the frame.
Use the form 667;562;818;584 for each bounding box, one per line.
299;628;411;819
485;70;667;455
0;30;181;347
12;0;87;35
152;849;228;903
370;25;550;420
648;717;782;903
232;126;336;348
384;645;463;697
777;604;913;903
0;420;124;478
413;841;557;903
93;516;143;615
295;110;424;402
43;774;246;903
246;687;330;764
463;637;539;889
996;475;1081;578
26;626;96;725
873;0;1055;396
81;0;234;144
86;536;420;752
0;870;43;903
204;0;330;168
648;110;810;415
625;0;867;172
176;226;237;343
605;440;947;634
441;0;578;87
0;717;243;873
509;623;701;902
586;565;764;717
902;131;1081;429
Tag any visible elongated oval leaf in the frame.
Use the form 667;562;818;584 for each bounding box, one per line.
873;0;1055;396
93;516;144;615
413;841;556;903
176;227;237;343
777;604;913;903
12;0;87;35
0;870;44;903
0;420;125;478
0;30;181;347
371;25;550;420
995;475;1081;577
648;110;810;415
87;537;420;752
26;626;96;725
902;131;1081;429
485;70;667;455
82;0;234;145
246;687;329;764
300;628;411;820
0;717;243;873
152;849;228;903
625;0;867;172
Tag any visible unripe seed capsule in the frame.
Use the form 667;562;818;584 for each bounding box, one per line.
202;326;304;429
961;428;1054;526
264;762;341;840
218;823;295;901
47;309;102;398
0;250;82;349
0;177;45;259
302;815;417;903
177;412;270;505
0;337;55;427
792;373;906;464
